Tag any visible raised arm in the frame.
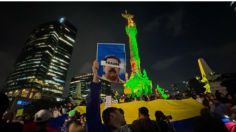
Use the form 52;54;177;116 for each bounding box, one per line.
86;60;103;132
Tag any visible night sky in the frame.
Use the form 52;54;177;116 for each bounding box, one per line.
0;2;236;95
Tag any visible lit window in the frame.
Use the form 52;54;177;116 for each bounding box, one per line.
45;50;53;56
53;57;68;64
64;35;75;43
53;77;65;83
47;72;57;77
64;27;70;32
48;69;63;76
59;37;73;47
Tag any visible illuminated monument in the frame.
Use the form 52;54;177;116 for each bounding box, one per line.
121;11;154;98
198;58;227;94
197;58;213;93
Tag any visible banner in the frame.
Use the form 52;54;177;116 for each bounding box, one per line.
16;108;24;117
76;98;203;124
97;43;126;84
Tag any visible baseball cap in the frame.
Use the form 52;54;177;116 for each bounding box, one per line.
34;109;52;123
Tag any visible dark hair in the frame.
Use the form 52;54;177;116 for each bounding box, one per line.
102;107;118;125
0;92;9;116
118;108;124;115
139;107;149;117
103;55;121;64
155;110;165;121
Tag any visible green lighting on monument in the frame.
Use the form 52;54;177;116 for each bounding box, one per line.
122;11;153;98
156;85;169;99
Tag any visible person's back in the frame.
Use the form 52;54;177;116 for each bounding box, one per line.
131;107;159;132
193;108;228;132
155;110;175;132
193;115;228;132
131;118;159;132
156;120;169;132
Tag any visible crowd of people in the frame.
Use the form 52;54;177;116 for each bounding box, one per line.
0;92;175;132
0;60;235;132
194;91;236;119
192;91;236;131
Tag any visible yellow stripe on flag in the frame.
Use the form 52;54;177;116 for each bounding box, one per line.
76;98;203;124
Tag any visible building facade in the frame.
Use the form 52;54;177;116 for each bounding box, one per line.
69;73;112;100
4;18;77;100
69;73;93;100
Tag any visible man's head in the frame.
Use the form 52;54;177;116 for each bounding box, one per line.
102;55;121;82
155;110;165;121
138;107;149;119
102;107;125;129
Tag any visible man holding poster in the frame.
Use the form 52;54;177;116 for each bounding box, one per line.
97;43;126;84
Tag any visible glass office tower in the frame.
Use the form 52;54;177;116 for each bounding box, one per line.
5;18;77;100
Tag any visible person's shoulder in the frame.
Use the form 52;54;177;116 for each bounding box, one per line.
132;119;149;125
132;119;140;124
150;120;157;124
131;120;142;130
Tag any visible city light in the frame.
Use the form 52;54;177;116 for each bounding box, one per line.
59;17;65;23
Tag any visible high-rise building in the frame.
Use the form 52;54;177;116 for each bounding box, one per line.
69;73;112;100
4;18;77;100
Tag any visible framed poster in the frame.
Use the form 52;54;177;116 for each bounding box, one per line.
97;43;126;83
